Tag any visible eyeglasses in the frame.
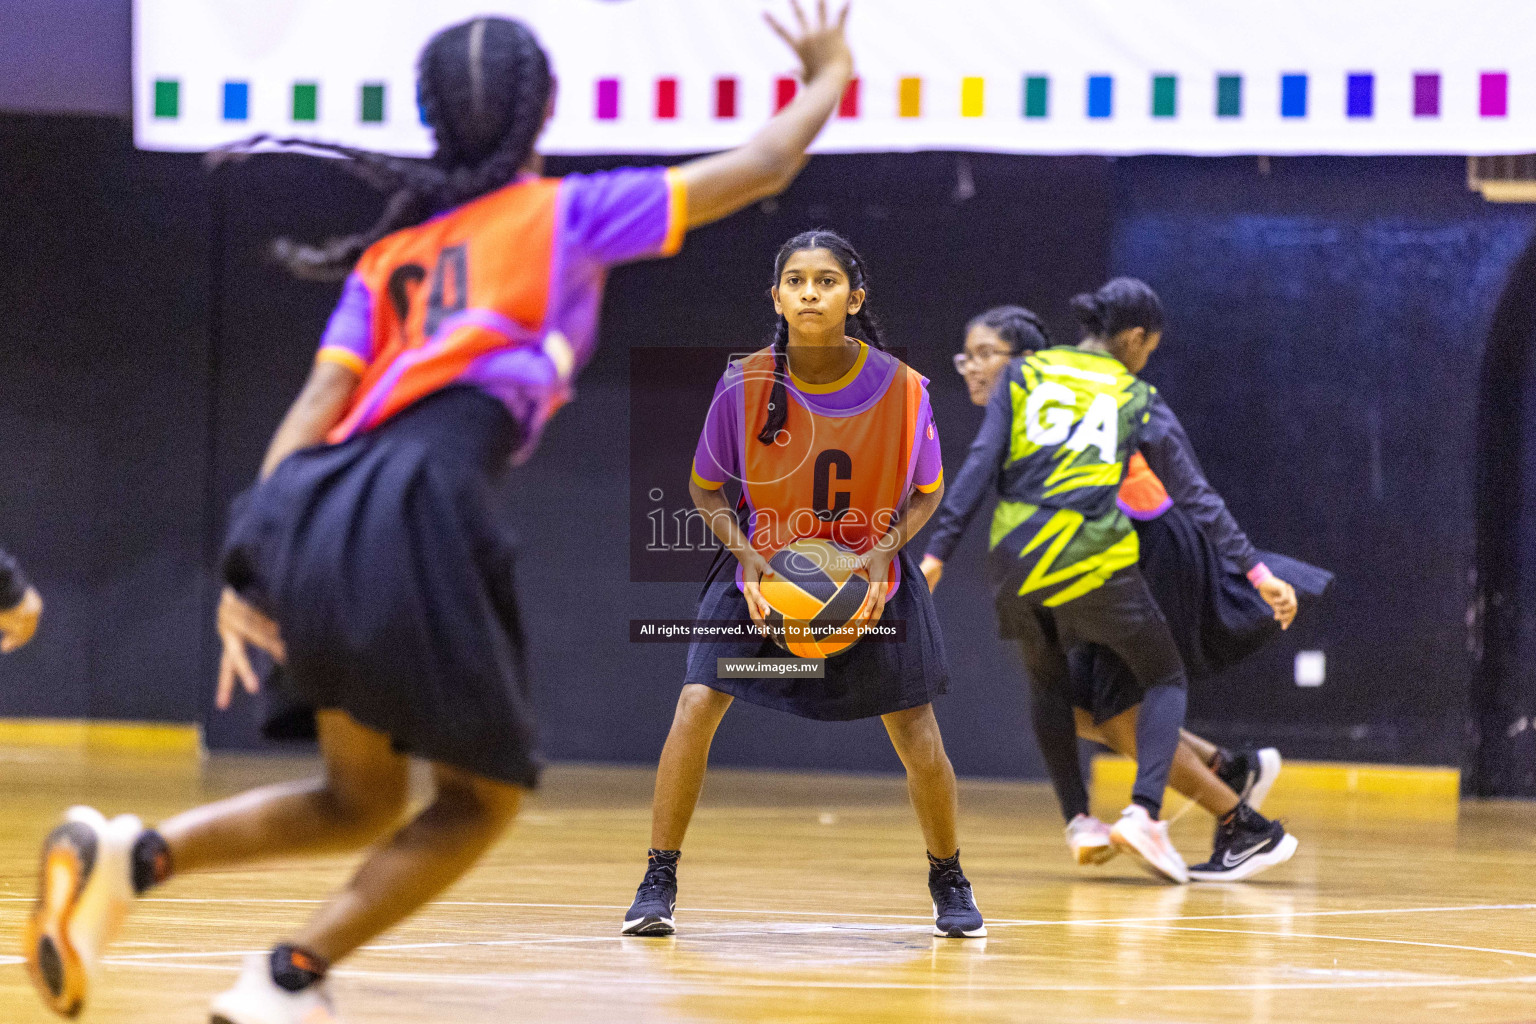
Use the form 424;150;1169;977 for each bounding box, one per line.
953;347;1011;373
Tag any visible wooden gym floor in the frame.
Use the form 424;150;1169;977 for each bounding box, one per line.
0;748;1533;1024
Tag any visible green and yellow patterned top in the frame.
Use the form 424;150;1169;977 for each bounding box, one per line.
984;346;1155;607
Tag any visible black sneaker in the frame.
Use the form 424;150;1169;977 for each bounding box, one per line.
620;853;678;936
1213;747;1282;812
929;856;986;938
1188;803;1299;882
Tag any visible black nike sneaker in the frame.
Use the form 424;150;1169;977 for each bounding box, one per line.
620;851;678;936
928;852;986;937
1213;747;1282;812
1188;803;1299;882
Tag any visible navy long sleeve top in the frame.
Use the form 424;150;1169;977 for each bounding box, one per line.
923;374;1259;573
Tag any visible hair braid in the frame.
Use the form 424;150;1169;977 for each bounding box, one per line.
966;305;1052;355
214;17;553;282
757;317;793;445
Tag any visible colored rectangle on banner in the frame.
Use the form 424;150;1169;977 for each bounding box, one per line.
1087;75;1112;118
1346;73;1373;118
360;83;385;123
223;81;249;121
292;82;318;122
1216;74;1241;117
153;79;178;119
596;78;619;120
656;77;678;119
1024;75;1048;118
775;76;797;112
961;76;984;117
1151;75;1176;118
715;77;738;118
898;76;922;118
839;78;860;118
1413;73;1440;117
1281;73;1307;117
1481;72;1509;117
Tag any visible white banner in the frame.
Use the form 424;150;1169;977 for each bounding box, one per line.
134;0;1536;157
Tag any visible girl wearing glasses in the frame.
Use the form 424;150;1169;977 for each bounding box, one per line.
922;294;1324;882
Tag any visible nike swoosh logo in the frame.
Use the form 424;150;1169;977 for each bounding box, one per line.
1222;840;1271;868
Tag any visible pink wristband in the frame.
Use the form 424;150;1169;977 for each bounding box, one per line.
1247;562;1274;587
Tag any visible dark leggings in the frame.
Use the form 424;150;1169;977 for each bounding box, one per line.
1013;569;1189;821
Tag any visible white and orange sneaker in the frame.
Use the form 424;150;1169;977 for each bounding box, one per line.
24;806;144;1017
210;954;342;1024
1109;804;1188;884
1065;814;1117;865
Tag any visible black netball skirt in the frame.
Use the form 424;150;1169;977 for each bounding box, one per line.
684;548;949;721
220;386;541;788
1072;506;1334;723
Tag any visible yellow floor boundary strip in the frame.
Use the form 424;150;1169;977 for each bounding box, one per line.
1091;754;1459;803
0;719;203;757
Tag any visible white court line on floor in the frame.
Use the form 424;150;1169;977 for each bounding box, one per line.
105;957;1536;995
1133;923;1536;963
27;895;1536;930
93;907;1536;980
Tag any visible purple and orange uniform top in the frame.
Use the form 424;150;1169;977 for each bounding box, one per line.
316;167;687;461
690;341;944;595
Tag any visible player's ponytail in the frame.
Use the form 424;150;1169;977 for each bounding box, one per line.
1069;278;1165;341
968;305;1052;354
758;230;884;445
212;16;553;281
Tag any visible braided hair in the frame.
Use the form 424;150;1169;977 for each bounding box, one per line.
966;305;1052;355
212;17;553;281
1068;277;1166;340
757;230;887;446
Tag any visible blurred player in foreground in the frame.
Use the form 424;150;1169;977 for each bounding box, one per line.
26;4;860;1021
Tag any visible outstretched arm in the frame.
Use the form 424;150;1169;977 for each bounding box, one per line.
1139;393;1297;628
675;1;854;228
258;359;360;480
921;371;1013;589
218;357;361;708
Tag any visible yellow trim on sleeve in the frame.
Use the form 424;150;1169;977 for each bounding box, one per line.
317;346;368;376
914;468;944;494
661;168;689;257
691;461;724;491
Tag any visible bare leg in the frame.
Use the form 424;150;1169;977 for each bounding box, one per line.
881;704;959;859
1081;718;1222;792
292;761;523;963
1180;729;1219;765
1095;707;1240;818
649;684;734;850
157;710;522;963
159;710;410;872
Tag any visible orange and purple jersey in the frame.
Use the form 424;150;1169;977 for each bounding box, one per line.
1117;452;1173;520
691;342;943;595
316;167;686;460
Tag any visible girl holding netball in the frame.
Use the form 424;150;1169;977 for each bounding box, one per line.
26;6;860;1021
919;279;1297;883
621;230;985;939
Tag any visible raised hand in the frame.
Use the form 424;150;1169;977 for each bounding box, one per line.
765;1;853;84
